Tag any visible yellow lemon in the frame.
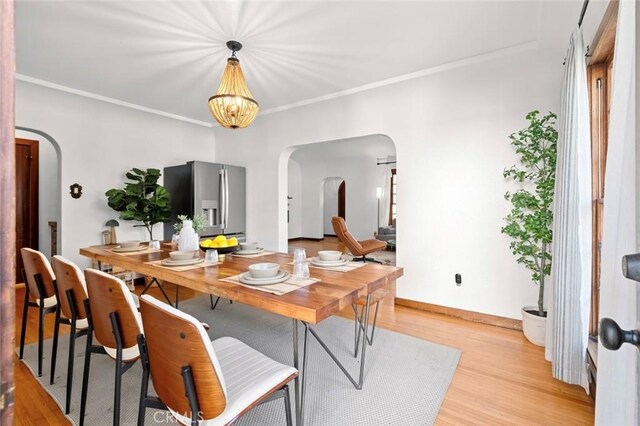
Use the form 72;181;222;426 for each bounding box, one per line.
213;235;226;243
217;239;228;248
228;237;238;247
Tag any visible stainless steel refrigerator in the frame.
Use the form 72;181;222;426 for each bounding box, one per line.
163;161;246;240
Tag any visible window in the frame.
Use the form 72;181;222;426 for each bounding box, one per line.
587;1;617;336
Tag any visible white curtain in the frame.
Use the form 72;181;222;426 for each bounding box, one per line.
378;165;391;228
544;27;592;391
595;0;637;423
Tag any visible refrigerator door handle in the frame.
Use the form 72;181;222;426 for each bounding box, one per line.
220;169;226;229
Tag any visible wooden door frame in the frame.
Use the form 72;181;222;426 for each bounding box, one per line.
337;180;345;220
15;138;39;260
1;0;16;422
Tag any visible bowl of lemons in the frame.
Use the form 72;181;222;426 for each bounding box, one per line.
200;235;239;254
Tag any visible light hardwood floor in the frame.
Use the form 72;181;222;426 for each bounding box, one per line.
13;238;594;425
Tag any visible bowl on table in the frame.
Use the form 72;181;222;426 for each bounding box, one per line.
118;240;141;248
317;250;342;262
248;263;280;279
200;244;239;254
240;242;259;251
169;251;196;261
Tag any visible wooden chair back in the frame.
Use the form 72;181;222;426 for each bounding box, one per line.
332;216;364;256
52;256;88;321
139;295;227;420
84;269;142;359
20;247;56;300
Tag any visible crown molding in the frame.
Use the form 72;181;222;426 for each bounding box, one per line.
18;40;538;128
259;40;539;117
16;74;213;128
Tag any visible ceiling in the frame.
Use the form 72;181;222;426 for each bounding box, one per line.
290;134;395;164
16;1;607;126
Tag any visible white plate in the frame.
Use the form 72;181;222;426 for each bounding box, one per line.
239;271;290;286
161;257;204;267
112;245;147;253
310;256;349;267
235;248;265;255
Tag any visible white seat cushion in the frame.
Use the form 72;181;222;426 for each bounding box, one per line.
170;336;297;426
34;295;57;308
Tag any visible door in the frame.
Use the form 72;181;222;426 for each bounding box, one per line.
192;161;223;237
15;138;39;280
338;180;345;219
222;165;246;236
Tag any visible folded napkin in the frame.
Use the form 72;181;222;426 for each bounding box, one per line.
108;247;164;256
308;261;368;273
146;259;218;272
221;273;319;296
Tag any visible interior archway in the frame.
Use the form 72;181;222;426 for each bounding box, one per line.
15;126;62;258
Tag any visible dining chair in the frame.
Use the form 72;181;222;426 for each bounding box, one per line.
137;294;298;426
19;247;58;377
332;216;387;264
352;287;388;357
80;269;143;426
50;255;90;414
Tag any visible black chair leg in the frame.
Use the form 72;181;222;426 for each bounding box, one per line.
65;324;77;414
19;287;29;360
283;385;293;426
114;358;122;426
38;305;45;376
50;310;61;384
79;338;93;426
137;363;149;426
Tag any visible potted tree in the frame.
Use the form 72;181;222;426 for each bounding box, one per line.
501;110;557;346
105;168;171;241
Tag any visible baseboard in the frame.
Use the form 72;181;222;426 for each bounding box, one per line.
394;298;523;331
323;233;337;237
288;237;325;242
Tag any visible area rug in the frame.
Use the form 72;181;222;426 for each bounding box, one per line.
19;297;460;425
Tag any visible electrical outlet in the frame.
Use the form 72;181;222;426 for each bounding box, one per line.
455;273;462;286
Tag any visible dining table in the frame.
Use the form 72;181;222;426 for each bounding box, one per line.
79;243;403;426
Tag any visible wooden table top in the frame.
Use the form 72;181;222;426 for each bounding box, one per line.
79;245;403;324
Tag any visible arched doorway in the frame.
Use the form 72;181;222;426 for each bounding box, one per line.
15;127;62;262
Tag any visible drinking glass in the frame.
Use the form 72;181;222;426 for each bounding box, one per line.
293;248;309;279
148;240;160;250
205;249;219;263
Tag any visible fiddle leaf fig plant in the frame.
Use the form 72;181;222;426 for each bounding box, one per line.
501;110;557;317
105;168;171;240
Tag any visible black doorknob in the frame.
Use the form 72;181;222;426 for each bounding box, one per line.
600;318;640;350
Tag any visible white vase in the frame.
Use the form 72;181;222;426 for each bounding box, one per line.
178;220;199;252
521;306;547;346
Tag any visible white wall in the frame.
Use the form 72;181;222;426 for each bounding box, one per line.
15;129;61;259
214;47;562;319
287;159;302;238
16;81;216;267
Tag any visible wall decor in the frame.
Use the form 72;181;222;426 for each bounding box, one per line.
69;183;83;199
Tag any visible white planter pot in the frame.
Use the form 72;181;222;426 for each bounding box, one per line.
521;306;547;347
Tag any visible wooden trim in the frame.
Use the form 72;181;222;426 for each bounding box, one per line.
588;0;618;65
287;237;325;242
394;298;523;331
388;168;396;226
0;0;16;422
